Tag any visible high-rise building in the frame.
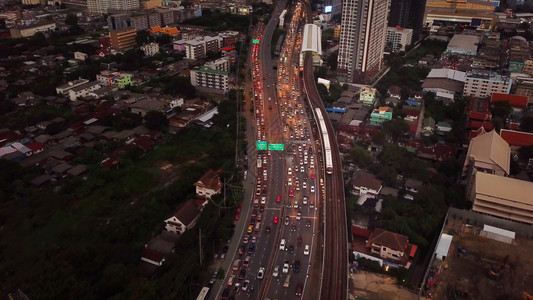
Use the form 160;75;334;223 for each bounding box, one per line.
338;0;390;83
388;0;427;40
109;28;137;51
386;27;413;52
88;0;140;14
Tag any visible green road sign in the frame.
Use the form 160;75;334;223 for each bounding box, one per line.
268;143;284;151
257;141;267;150
252;39;260;44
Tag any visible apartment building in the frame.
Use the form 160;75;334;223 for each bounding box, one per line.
337;0;390;83
386;26;413;52
463;70;512;98
140;42;160;56
88;0;140;14
96;71;133;89
359;86;377;105
370;106;393;126
180;36;223;60
56;79;90;96
190;66;229;94
68;81;102;101
9;22;56;38
109;28;137;51
205;57;230;72
470;171;533;225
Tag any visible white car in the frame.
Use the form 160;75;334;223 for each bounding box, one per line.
302;196;308;205
296;211;301;220
273;266;279;277
304;244;310;255
228;275;235;286
280;239;286;250
310;185;315;193
257;267;265;279
302;182;307;189
283;261;290;273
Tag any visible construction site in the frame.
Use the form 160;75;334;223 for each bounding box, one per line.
426;217;533;300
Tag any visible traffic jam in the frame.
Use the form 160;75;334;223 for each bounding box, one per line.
221;24;269;300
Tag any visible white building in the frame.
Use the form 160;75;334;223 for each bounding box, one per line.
190;66;229;94
74;52;88;61
140;42;160;57
194;170;222;199
337;0;390;83
178;36;224;60
56;79;90;96
204;57;230;72
386;27;413;52
88;0;140;14
67;81;102;101
164;199;203;235
463;70;512;98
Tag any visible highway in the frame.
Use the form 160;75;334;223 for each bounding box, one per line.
214;0;340;298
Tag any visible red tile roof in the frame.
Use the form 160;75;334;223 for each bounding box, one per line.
351;226;372;239
403;108;420;117
194;170;222;191
26;142;43;152
500;129;533;147
367;228;409;252
491;93;527;108
468;111;492;121
469;120;494;131
409;123;418;133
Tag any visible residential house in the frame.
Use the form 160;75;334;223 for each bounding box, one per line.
141;248;165;266
436;121;452;135
365;228;417;269
370;107;393;127
422;68;466;103
164;198;203;235
388;85;401;99
422;117;435;136
194;169;222;199
462;130;510;178
359;86;377;105
56;79;90;96
351;172;382;196
404;178;423;200
129;98;168;117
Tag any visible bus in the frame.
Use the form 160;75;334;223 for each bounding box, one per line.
196;287;209;300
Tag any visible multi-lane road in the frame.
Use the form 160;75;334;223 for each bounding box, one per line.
214;1;347;299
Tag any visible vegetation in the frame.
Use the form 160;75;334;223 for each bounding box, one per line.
0;89;244;299
182;10;250;32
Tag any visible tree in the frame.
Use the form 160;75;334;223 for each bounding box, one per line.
371;131;386;145
144;110;169;131
520;115;533;132
382;118;409;142
65;13;78;26
135;30;152;46
491;100;512;120
326;51;338;70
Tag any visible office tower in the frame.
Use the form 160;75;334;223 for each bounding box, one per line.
337;0;390;83
88;0;140;14
388;0;427;40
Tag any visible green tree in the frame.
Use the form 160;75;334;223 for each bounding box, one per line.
371;131;386;145
347;146;372;168
144;110;169;131
135;30;152;46
382;118;409;142
520;115;533;132
65;13;78;26
491;100;512;120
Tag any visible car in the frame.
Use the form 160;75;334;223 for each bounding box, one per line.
247;225;253;234
265;226;271;234
302;181;307;189
248;243;255;253
306;220;311;228
276;195;281;202
243;256;251;267
222;288;230;300
228;275;236;286
290;224;297;232
251;236;257;244
251;209;257;217
243;236;249;244
283;261;290;273
310;186;315;193
238;245;245;256
293;260;300;273
235;212;240;221
289;189;294;197
242;280;250;292
220;253;225;261
302;196;308;205
296;283;303;296
294;201;299;209
296;211;302;220
297;236;302;246
280;239;286;250
288;245;294;253
257;267;265;279
304;244;310;255
238;269;246;280
310;201;315;209
273;215;279;224
285;216;290;225
311;172;315;179
257;212;262;221
255;221;261;231
273;266;279;277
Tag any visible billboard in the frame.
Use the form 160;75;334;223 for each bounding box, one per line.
324;5;332;13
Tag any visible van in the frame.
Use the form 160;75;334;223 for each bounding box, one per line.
280;239;286;250
232;259;241;271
